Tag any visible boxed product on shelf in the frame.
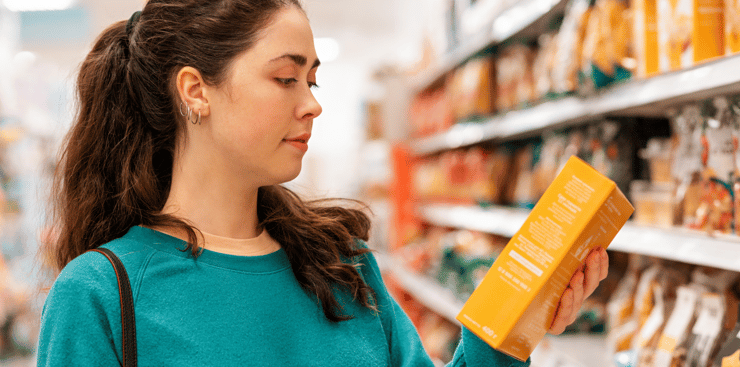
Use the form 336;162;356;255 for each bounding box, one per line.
632;0;659;77
457;156;634;361
496;43;536;111
448;55;497;122
580;0;633;91
532;132;568;199
729;0;740;54
657;0;725;72
553;0;595;95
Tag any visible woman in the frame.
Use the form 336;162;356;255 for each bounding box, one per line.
37;0;609;365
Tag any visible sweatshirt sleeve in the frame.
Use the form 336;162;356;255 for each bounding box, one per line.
36;252;123;366
355;241;531;367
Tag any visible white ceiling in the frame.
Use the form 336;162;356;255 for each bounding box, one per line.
70;0;425;69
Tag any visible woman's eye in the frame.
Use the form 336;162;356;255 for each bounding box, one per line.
276;78;298;86
308;81;320;89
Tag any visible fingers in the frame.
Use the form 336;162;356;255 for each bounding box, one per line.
568;271;584;324
583;248;606;298
549;287;574;335
599;248;609;281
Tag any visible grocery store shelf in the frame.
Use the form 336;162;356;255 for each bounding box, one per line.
409;54;740;156
376;253;463;324
408;0;566;92
417;203;740;272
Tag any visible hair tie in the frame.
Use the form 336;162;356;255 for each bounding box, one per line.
125;11;142;38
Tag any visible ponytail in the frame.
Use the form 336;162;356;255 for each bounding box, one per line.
48;21;183;271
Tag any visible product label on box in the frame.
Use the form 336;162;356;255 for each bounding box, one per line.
457;156;634;361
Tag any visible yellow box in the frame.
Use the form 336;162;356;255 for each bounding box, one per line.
658;0;725;71
456;156;634;361
633;0;660;77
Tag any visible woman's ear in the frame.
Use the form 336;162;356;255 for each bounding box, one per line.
176;66;210;118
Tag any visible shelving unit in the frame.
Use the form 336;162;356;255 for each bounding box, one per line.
418;203;740;272
408;0;567;93
410;54;740;155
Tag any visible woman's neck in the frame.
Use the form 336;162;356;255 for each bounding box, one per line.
161;150;261;240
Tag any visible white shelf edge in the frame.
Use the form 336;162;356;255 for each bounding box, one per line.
376;252;463;324
409;54;740;156
417;203;740;272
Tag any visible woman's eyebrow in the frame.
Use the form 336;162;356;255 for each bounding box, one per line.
270;54;321;69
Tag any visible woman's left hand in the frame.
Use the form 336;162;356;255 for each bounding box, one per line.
548;247;609;335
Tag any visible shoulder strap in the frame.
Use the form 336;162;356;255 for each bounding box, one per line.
89;248;137;367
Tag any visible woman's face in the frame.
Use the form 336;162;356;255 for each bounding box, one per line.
202;6;321;187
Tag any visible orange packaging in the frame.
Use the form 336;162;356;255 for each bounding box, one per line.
727;0;740;54
456;156;634;361
633;0;660;77
658;0;725;71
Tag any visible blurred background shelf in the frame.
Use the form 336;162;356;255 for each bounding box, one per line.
417;203;740;272
409;54;740;156
408;0;568;93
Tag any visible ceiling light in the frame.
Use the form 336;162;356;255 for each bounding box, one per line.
3;0;76;12
314;38;340;63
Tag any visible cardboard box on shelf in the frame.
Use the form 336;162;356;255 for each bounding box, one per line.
657;0;725;72
633;0;660;77
457;156;634;361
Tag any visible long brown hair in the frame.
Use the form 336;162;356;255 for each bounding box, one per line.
47;0;376;322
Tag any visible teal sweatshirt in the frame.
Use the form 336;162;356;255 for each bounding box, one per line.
37;226;530;366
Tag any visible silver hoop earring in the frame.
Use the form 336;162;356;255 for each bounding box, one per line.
179;102;188;117
189;109;201;125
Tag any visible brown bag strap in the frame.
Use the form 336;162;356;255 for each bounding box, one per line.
90;248;137;367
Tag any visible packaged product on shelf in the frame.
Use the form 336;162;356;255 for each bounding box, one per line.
580;0;633;91
505;143;537;208
632;0;659;77
466;147;497;205
641;138;674;184
449;56;496;122
634;265;690;367
496;44;536;111
727;0;740;54
685;293;728;366
436;230;499;300
634;283;667;367
691;97;736;234
488;146;514;205
413;156;446;199
652;285;701;367
657;0;725;72
671;105;704;226
592;120;636;195
553;0;595;95
532;32;559;101
409;87;455;137
532;132;568;199
457;156;634;361
607;257;647;355
713;323;740;367
631;180;679;228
